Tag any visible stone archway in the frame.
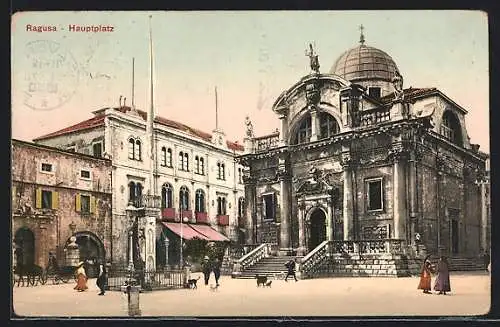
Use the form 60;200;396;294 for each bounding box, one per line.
309;208;327;251
65;231;105;278
14;227;35;267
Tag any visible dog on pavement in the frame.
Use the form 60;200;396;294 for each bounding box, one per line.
187;276;200;289
256;275;268;287
264;280;272;288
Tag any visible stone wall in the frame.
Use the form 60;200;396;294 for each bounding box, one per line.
12;140;112;268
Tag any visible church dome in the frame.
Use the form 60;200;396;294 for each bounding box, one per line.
330;42;400;83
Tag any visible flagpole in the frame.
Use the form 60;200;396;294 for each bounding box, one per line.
147;15;156;197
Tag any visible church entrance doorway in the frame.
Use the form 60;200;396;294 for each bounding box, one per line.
309;209;327;251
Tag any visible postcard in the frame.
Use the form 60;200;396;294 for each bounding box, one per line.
11;10;490;318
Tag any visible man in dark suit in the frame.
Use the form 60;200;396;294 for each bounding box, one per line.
285;258;298;282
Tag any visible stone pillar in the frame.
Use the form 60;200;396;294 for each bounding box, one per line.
480;181;488;252
408;151;418;245
278;113;289;146
143;210;159;272
279;176;291;253
327;199;333;241
310;109;319;142
392;148;408;240
65;236;80;267
244;182;256;244
298;203;306;255
342;151;354;240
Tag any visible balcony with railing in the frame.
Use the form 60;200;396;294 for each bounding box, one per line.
360;108;391;127
195;211;208;224
130;195;162;209
217;215;229;226
254;133;280;152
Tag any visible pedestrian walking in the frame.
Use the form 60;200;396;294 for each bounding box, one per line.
434;256;451;295
201;256;211;286
417;254;433;294
213;258;221;286
96;261;107;296
74;261;88;292
284;258;298;282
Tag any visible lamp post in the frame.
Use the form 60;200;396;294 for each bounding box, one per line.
179;215;188;268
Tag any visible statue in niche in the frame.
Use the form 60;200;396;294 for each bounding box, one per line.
244;116;254;138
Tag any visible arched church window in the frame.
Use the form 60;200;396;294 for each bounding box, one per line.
293;114;312;145
319;112;339;139
440;111;463;146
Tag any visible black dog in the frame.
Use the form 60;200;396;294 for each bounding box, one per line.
264;280;272;288
187;276;200;289
256;275;268;287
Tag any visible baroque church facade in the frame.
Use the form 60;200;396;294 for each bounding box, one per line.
238;34;489;261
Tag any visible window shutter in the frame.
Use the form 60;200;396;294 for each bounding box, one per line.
52;192;59;209
75;194;81;212
90;196;96;214
36;188;42;208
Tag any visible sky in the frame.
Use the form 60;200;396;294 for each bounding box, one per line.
11;10;489;152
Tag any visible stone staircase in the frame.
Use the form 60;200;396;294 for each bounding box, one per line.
448;257;487;272
235;255;299;279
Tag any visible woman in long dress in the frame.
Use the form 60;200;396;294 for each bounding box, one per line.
417;255;433;294
434;256;451;295
74;261;88;292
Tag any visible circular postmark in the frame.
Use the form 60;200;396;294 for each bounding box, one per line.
23;40;79;111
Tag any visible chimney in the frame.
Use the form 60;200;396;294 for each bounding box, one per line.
124;97;127;107
119;95;123;108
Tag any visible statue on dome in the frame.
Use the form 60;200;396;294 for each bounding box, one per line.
392;70;404;101
305;43;320;74
244;116;254;138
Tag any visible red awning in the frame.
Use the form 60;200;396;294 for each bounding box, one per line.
162;222;208;240
189;224;230;242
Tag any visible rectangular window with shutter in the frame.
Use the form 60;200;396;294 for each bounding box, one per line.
80;195;91;213
41;190;52;209
75;194;81;212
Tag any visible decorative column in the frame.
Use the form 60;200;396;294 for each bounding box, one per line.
277;155;291;254
476;175;488;252
326;198;334;241
391;144;408;240
244;177;256;245
297;200;306;255
310;109;319;142
128;230;134;269
276;106;289;146
408;150;418;246
341;149;354;240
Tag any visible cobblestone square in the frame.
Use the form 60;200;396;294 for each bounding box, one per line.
13;272;490;317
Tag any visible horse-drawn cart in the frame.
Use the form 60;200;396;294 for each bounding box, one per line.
45;265;77;284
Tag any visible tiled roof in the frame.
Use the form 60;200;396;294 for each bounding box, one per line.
379;87;437;104
34;106;244;151
33;115;106;141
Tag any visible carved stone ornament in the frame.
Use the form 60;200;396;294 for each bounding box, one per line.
388;143;407;162
244;116;254;138
341;152;353;168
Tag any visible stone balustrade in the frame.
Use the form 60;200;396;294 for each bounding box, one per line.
231;243;270;278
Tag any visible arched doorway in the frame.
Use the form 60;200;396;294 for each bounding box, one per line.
65;232;105;278
309;209;327;251
14;228;35;267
